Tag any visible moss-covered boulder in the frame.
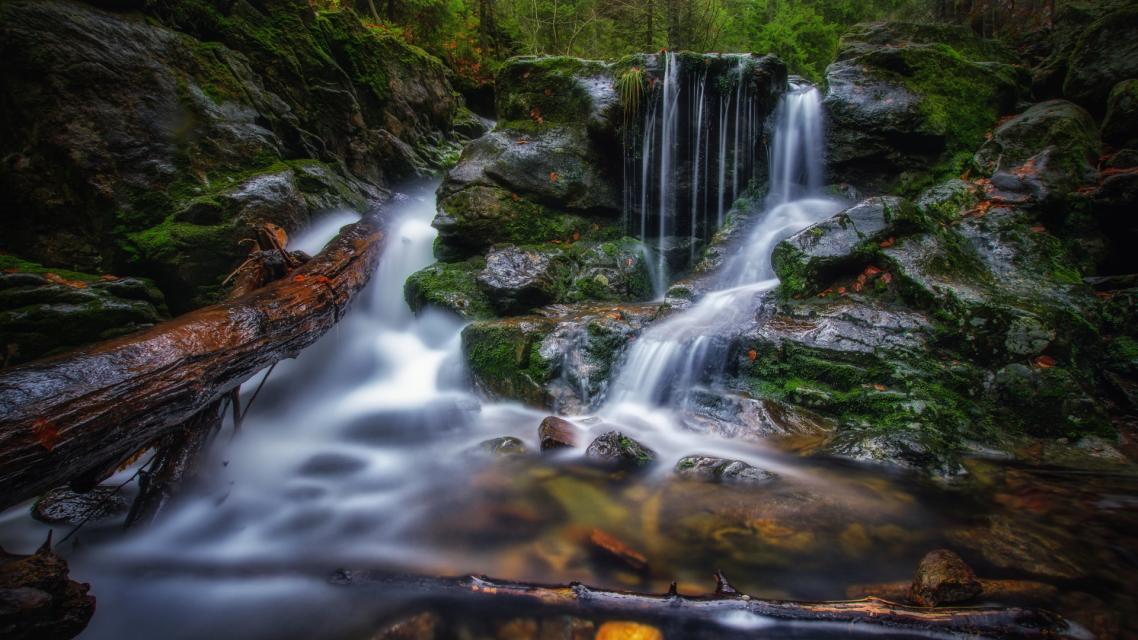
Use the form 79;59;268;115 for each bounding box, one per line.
974;100;1100;207
1102;79;1138;149
461;303;662;411
1062;6;1138;114
772;197;926;297
477;245;575;315
0;0;460;318
824;22;1025;193
0;257;168;367
404;258;495;321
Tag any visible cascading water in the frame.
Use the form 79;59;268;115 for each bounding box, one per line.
608;81;845;408
625;54;768;298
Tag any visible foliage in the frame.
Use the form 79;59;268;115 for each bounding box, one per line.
615;66;644;119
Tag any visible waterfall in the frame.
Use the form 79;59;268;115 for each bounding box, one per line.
608;81;843;407
624;54;767;298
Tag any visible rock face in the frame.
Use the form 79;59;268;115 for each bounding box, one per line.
1061;6;1138;114
477;245;574;314
0;260;169;366
824;22;1024;193
0;0;461;332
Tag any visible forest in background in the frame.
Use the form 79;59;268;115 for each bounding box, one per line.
317;0;1060;84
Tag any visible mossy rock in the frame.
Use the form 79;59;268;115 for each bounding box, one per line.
825;23;1024;194
404;258;495;321
1101;79;1138;149
461;316;560;406
1062;6;1138;114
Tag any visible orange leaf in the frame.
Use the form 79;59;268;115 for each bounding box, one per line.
873;383;887;391
313;275;332;284
1030;225;1046;233
878;237;895;249
44;272;87;289
549;172;559;183
511;193;520;201
100;274;119;281
293;275;307;282
33;418;61;452
838;286;847;295
881;272;893;284
748;350;758;363
1034;355;1056;369
572;230;580;242
864;265;882;276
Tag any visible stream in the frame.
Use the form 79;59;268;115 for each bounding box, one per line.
1;85;1137;639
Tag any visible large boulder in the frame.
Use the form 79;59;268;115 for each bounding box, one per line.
1062;6;1138;114
461;303;662;411
0;0;459;317
477;245;574;315
824;22;1024;193
974;100;1100;207
1102;80;1138;149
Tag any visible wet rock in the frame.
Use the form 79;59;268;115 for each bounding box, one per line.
462;303;662;410
472;437;527;458
772;197;923;296
584;431;656;469
538;416;578;451
1102;80;1138;148
680;389;836;443
674;456;776;485
0;540;95;640
908;549;982;607
1062;6;1138;113
297;453;368;478
477;245;572;315
824;22;1022;192
974;100;1100;206
32;486;130;526
989;364;1107;438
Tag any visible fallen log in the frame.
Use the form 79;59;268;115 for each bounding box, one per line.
332;570;1078;639
0;214;385;510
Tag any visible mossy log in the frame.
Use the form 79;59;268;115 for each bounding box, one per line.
0;214;385;510
333;570;1077;639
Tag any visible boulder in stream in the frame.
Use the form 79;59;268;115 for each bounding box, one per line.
674;456;777;485
538;416;578;451
908;549;982;607
585;431;657;469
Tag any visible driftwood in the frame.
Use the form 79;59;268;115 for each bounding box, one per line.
0;214;385;510
332;570;1078;639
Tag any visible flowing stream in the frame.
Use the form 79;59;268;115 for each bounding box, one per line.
1;83;1136;639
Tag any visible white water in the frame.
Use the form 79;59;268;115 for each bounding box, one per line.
608;82;844;408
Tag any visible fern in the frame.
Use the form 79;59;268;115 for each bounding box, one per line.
616;66;645;121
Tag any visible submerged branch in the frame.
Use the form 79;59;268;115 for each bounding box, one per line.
332;570;1080;639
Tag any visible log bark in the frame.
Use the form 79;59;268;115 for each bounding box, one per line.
0;214;385;510
332;570;1077;639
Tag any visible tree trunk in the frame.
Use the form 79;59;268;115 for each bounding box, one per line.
0;213;386;510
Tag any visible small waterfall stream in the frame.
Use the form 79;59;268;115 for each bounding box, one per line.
626;54;767;297
607;81;844;408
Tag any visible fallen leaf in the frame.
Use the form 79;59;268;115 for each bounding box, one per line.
549;171;559;183
100;274;120;281
43;273;87;289
33;418;61;452
293;275;307;282
878;237;895;249
881;272;893;284
838;287;847;295
1030;225;1046;233
864;265;882;276
511;193;519;201
748;349;758;362
873;383;887;392
1034;355;1056;369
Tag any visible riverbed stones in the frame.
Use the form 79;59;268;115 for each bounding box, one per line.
0;542;95;640
538;416;578;451
908;549;982;607
674;456;777;485
472;437;527;458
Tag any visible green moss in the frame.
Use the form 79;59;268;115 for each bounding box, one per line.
0;255;104;283
461;318;558;405
404;259;494;320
